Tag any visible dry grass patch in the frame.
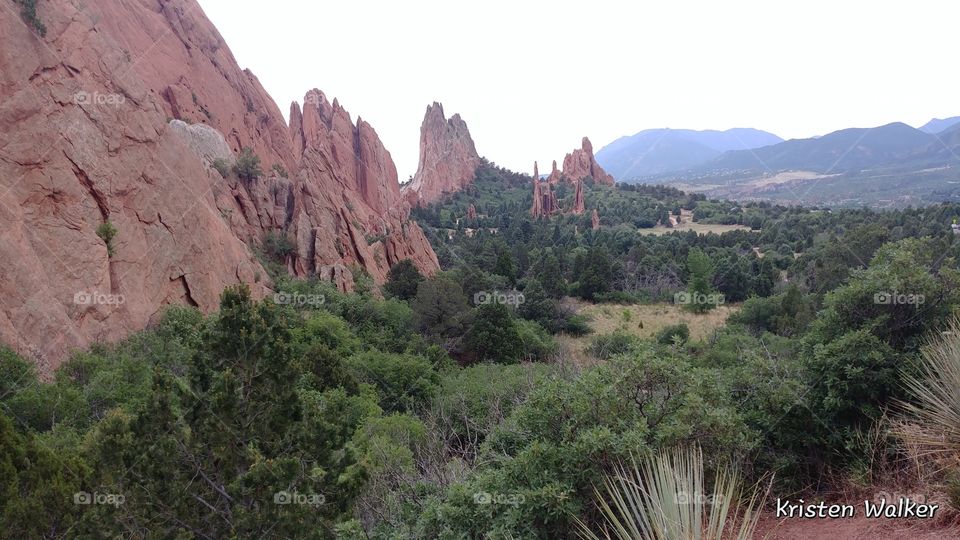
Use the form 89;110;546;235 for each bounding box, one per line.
557;299;739;365
638;222;753;236
638;209;752;236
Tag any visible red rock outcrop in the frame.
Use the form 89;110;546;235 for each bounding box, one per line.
466;204;478;220
530;162;559;218
546;160;563;184
0;0;437;368
560;137;615;185
572;178;586;215
402;103;481;207
592;209;601;230
286;90;438;284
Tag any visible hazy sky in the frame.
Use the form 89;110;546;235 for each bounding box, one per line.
197;0;959;179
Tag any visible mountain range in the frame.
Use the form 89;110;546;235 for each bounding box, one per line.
598;118;960;207
595;128;783;179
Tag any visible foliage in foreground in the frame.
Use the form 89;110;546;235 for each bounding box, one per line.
577;447;764;540
897;317;960;463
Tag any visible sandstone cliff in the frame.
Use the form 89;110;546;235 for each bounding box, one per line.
546;160;563;184
572;178;586;215
0;0;437;368
402;103;481;207
561;137;615;185
530;162;559;218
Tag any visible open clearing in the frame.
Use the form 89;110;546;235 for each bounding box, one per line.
638;221;753;236
557;299;739;365
638;208;753;236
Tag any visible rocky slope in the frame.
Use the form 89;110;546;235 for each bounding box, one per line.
0;0;437;368
402;103;481;207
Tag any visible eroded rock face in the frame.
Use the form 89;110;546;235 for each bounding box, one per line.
530;162;559;218
561;137;615;185
592;208;601;230
168;120;235;166
0;0;437;369
466;204;477;220
546;160;563;184
572;178;586;215
402;103;481;207
287;90;438;286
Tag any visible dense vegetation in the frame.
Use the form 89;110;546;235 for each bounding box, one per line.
4;162;960;537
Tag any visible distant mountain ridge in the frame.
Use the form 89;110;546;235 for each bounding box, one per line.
703;122;935;174
632;118;960;208
919;116;960;134
596;128;782;180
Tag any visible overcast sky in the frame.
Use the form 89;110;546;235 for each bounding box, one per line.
197;0;959;179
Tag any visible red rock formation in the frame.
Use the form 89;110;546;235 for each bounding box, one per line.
287;90;438;285
561;137;615;185
546;160;563;184
466;204;478;220
0;0;437;368
572;178;586;215
592;209;601;230
530;162;559;218
402;103;481;207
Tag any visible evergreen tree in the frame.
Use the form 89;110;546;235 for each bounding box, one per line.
493;250;516;284
464;303;524;363
411;275;470;339
685;248;716;313
384;259;424;301
576;246;614;300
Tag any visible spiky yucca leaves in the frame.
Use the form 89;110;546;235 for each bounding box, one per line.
898;318;960;465
577;447;764;540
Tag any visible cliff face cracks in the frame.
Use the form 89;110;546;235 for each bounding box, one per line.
0;0;438;368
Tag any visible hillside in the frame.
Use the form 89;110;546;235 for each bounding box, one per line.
919;115;960;134
596;127;782;179
702;122;934;173
639;122;960;207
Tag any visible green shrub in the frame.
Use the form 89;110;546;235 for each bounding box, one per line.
655;323;690;345
271;163;289;178
16;0;46;36
587;330;639;359
345;350;439;413
233;147;262;181
262;231;295;262
96;221;118;257
515;319;557;361
561;313;594;336
211;158;231;178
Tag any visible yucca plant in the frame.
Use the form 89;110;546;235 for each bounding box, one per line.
897;318;960;466
577;447;765;540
